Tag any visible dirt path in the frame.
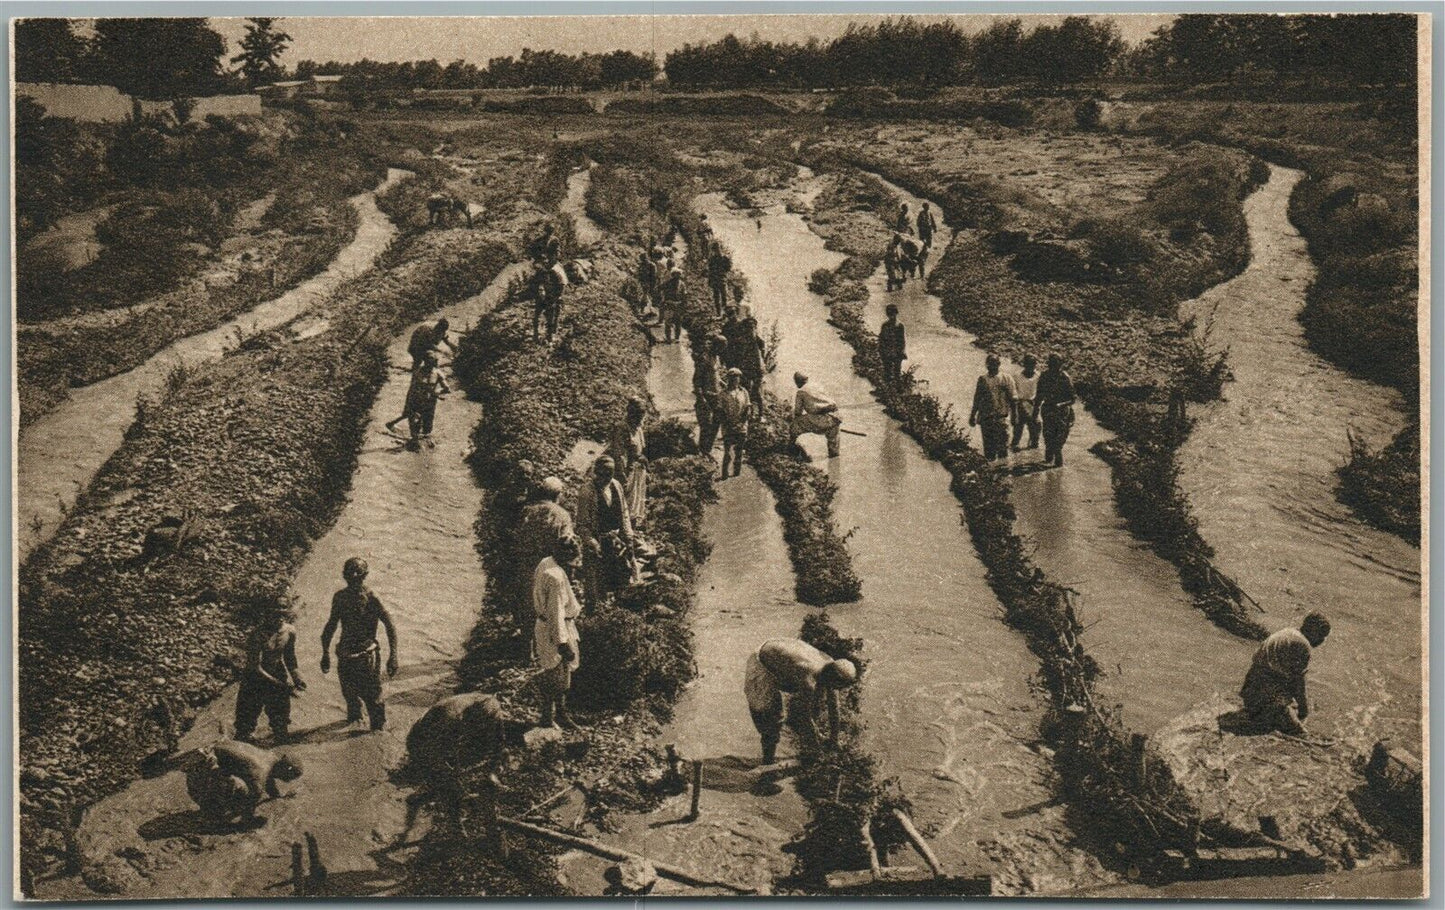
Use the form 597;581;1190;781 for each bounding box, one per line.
857;173;1251;735
699;196;1107;894
17;169;410;566
1177;165;1421;754
41;261;527;900
559;343;810;893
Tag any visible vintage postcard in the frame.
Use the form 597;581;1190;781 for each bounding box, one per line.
11;10;1429;899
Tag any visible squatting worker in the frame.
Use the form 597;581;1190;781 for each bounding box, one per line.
1240;612;1331;736
1011;354;1041;452
1037;353;1077;468
792;371;842;458
321;557;400;732
407;692;513;777
969;353;1014;462
235;600;305;744
745;639;859;765
718;368;752;479
517;477;574;631
899;235;924;280
534;536;584;729
878;303;907;383
185;740;302;826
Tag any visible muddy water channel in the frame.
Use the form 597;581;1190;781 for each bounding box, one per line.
562;162;604;249
858;175;1249;735
48;262;528;900
1178;165;1421;754
17;169;411;565
697;197;1107;893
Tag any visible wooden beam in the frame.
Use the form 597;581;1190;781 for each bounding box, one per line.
891;808;944;878
496;817;756;894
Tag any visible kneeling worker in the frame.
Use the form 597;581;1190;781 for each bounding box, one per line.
745;638;859;765
1240;612;1331;735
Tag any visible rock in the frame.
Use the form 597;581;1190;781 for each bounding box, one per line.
603;857;657;895
82;856;143;895
645;604;676;621
523;725;564;750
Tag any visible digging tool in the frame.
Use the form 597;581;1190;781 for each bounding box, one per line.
839;427;868;437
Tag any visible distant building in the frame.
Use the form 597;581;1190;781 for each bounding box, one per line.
308;75;344;96
255;80;308;101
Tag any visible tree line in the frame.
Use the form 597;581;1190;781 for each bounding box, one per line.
14;13;1416;101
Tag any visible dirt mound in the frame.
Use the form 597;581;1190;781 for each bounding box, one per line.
1154;697;1407;869
607;95;789;117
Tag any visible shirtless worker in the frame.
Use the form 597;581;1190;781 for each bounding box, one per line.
385;319;457;432
321;557;399;732
1240;613;1331;736
745;639;859;765
184;740;303;826
234;600;305;744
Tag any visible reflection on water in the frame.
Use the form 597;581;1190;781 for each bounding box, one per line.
700;197;1106;892
1178;165;1421;754
18;169;412;564
861;173;1249;736
63;263;527;899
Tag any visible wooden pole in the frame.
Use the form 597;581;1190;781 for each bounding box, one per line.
496;817;755;893
685;760;704;821
1130;733;1149;787
861;819;882;879
890;809;944;878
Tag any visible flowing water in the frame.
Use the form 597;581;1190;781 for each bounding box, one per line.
17;169;411;565
562;163;604;249
47;262;528;900
1177;165;1422;753
857;174;1251;735
696;196;1108;893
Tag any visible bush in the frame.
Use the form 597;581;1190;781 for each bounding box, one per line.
1085;217;1157;269
572;603;694;711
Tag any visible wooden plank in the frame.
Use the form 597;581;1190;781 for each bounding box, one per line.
891;808;945;878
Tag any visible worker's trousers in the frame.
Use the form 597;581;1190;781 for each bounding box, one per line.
744;651;785;763
979;416;1009;461
234;675;291;742
1012;400;1040;449
1042;405;1074;467
338;647;386;730
791;413;841;457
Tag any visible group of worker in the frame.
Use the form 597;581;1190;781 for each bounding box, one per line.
884;201;938;291
637;238;687;342
969;350;1077;465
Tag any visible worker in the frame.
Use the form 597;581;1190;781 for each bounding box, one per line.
660;266;685;343
407;692;513;775
234;600;305;744
576;456;635;606
407;318;458;368
637;249;657;315
517;476;575;632
899;235;923;280
1036;353;1077;468
534;536;584;728
185;740;302;826
916;201;938;249
720;305;746;369
404;352;449;449
529;222;561;264
884;234;903;291
969;353;1015;462
607;396;649;523
693;336;725;455
735;315;767;419
320;557;399;732
718;368;752;479
428;193;465;227
745;639;859;765
878;303;907;383
895;201;912;235
531;259;568;344
791;371;841;458
707;246;732;314
1240;613;1331;735
1011;354;1041;452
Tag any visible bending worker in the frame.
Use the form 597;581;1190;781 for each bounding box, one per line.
1240;612;1331;735
791;371;842;458
745;639;859;765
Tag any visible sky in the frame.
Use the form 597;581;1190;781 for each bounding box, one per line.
207;14;1175;66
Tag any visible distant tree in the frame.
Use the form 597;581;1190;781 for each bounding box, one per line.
972;19;1025;84
1022;17;1123;84
230;17;292;88
86;18;226;98
14;19;88;84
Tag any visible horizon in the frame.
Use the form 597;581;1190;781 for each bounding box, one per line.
204;14;1176;67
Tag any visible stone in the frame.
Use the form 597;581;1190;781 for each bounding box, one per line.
522;725;565;750
604;857;657;895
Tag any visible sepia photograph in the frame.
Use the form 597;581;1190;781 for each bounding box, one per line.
10;8;1430;900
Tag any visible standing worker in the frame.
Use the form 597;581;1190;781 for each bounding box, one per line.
916;202;938;250
1011;354;1041;452
608;396;649;523
745;639;859;765
234;600;305;744
707;245;732;315
320;558;399;732
693;336;726;455
884;235;903;292
895;202;913;235
575;456;636;606
718;368;752;479
969;353;1015;462
517;477;575;633
791;371;842;458
660;266;686;343
1036;353;1077;468
1239;613;1331;735
531;259;568;344
735;315;767;419
533;536;585;729
878;304;907;383
403;352;449;449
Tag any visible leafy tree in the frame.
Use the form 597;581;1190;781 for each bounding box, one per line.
14;19;88;84
86;18;226;98
230;17;292;88
1022;17;1123;84
971;19;1025;84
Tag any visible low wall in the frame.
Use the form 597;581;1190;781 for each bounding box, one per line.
16;83;261;122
